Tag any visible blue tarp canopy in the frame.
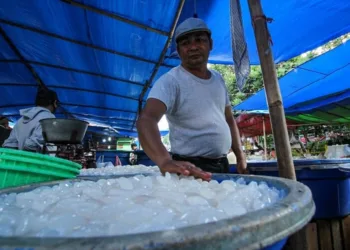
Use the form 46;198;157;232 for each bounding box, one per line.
234;40;350;124
172;0;350;64
86;126;168;138
1;0;350;136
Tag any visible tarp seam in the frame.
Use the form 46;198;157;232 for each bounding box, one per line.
0;19;174;68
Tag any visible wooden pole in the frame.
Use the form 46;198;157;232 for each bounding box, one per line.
247;0;296;180
246;1;306;248
263;117;267;160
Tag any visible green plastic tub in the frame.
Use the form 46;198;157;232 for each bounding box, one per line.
0;148;81;189
0;148;81;169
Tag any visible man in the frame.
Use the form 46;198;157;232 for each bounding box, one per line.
0;116;12;146
129;143;138;165
137;17;247;180
3;88;59;152
0;116;11;129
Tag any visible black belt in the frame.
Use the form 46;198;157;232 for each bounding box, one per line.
172;154;229;173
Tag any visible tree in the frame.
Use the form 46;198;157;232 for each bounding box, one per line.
162;133;170;145
211;33;350;106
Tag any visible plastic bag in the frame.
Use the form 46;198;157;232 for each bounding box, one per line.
96;155;104;163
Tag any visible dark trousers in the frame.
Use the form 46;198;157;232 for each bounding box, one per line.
172;154;229;173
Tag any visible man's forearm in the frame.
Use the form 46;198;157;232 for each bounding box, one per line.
136;116;171;167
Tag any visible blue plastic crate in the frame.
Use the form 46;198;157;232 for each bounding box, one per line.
230;159;350;219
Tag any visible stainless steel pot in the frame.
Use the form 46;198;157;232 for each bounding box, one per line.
40;118;89;144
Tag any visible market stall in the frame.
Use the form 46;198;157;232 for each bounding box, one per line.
1;0;350;249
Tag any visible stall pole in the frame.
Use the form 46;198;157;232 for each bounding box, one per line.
263;117;267;160
246;1;307;248
247;0;296;180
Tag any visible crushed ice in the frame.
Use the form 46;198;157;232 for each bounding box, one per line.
79;165;160;176
0;174;282;237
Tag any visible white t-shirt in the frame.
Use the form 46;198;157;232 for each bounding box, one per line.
147;66;231;158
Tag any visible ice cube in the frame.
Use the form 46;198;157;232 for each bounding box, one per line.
221;180;236;192
0;172;282;237
236;178;246;185
117;177;134;190
141;176;153;189
208;180;219;188
199;188;215;199
253;199;266;210
218;200;247;217
0;210;18;226
84;189;105;200
49;214;86;234
187;196;209;206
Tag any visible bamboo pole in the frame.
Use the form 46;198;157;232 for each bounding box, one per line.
246;1;307;248
247;0;296;180
263;117;267;160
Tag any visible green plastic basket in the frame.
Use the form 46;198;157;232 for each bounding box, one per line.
0;155;80;175
0;148;81;169
0;168;60;188
0;148;82;189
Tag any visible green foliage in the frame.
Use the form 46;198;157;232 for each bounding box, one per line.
296;124;350;137
211;34;349;106
258;134;274;148
306;140;327;155
162;133;170;144
211;58;309;106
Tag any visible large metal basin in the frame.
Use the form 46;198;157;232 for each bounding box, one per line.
0;174;315;250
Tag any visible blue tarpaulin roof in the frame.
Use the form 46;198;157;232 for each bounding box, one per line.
1;0;350;136
86;126;169;138
171;0;350;65
234;40;350;123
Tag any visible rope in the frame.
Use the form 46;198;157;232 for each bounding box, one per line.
193;0;198;17
252;15;274;45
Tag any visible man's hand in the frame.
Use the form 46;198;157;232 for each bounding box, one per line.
236;155;249;174
159;159;212;181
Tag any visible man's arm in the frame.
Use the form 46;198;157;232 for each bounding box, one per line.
136;98;211;180
136;98;172;167
24;112;55;152
2;128;18;148
23;123;45;152
225;106;247;173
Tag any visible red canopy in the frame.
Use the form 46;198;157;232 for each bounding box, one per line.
235;113;300;137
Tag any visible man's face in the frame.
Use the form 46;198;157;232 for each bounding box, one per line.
51;100;59;114
0;119;9;128
177;31;212;69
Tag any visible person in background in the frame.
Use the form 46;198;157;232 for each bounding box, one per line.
136;18;247;181
270;148;276;159
0;116;12;146
0;116;11;129
3;88;59;152
129;143;138;165
253;139;264;152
